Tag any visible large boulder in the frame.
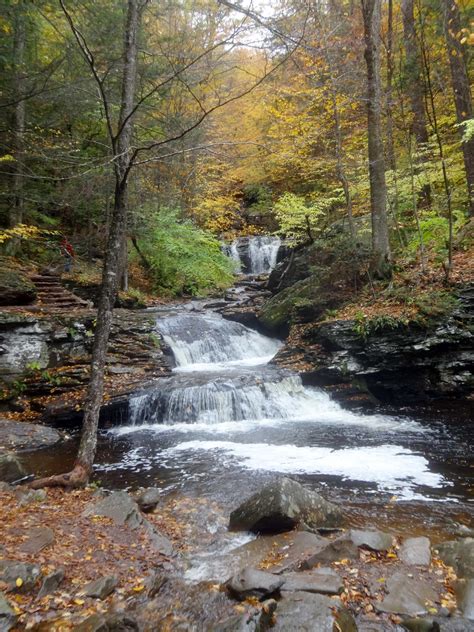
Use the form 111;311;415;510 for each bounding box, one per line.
0;453;25;483
0;265;36;306
0;419;60;452
229;477;343;533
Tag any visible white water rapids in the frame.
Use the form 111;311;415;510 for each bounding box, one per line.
109;309;450;501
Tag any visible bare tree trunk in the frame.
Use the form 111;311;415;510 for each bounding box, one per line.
332;92;355;237
443;0;474;216
361;0;392;279
31;0;142;488
401;0;429;145
11;1;26;227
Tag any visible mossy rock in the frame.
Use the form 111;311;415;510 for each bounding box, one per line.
259;277;336;335
0;267;36;306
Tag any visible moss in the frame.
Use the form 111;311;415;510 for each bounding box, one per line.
0;267;36;306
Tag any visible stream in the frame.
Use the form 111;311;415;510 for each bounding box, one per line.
29;237;473;578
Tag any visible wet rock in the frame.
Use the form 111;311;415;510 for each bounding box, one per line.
298;534;359;568
401;619;440;632
19;526;54;554
267;532;328;573
229;477;343;533
142;520;174;556
0;420;61;452
0;453;25;483
14;488;47;505
399;537;431;566
455;578;474;620
377;572;438;617
80;576;118;600
74;612;139;632
37;568;64;598
280;568;343;595
273;592;357;631
136;487;161;513
0;591;17;631
211;599;277;632
350;529;394;552
84;491;143;528
431;618;474;631
145;570;168;598
0;560;41;592
226;568;284;601
435;538;474;579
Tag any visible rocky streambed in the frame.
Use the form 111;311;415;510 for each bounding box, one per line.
0;477;473;631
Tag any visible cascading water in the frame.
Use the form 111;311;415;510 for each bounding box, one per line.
224;236;281;275
98;237;469;526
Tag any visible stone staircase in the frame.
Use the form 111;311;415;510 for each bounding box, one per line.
30;271;91;310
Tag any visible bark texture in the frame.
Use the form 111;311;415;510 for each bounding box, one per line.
401;0;429;145
443;0;474;216
361;0;392;278
32;0;143;488
11;1;26;227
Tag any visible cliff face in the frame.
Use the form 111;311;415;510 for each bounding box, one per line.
259;241;474;405
271;286;473;404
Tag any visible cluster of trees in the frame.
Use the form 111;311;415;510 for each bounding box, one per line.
0;0;472;482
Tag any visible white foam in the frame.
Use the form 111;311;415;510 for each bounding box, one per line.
166;441;446;498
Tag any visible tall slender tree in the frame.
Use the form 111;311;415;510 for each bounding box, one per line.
401;0;429;145
443;0;474;216
361;0;391;278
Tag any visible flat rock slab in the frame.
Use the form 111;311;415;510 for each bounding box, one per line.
399;537;431;566
280;568;343;595
226;567;284;600
0;560;41;592
229;477;343;533
455;578;474;620
377;572;438;617
79;576;118;600
37;569;64;598
436;538;474;579
19;526;54;554
350;529;394;552
0;591;17;631
84;491;143;529
300;534;359;568
0;420;60;451
74;613;139;632
267;531;329;573
84;491;173;557
273;592;357;632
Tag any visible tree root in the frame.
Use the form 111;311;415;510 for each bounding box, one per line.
29;464;90;489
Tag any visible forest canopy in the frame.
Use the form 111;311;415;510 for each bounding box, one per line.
0;0;472;287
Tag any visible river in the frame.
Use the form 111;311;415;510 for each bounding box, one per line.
30;237;473;560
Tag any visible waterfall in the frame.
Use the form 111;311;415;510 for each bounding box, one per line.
224;236;281;275
158;313;281;368
247;236;281;275
128;373;316;425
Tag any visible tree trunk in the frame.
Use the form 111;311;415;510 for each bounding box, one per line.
31;0;142;488
10;1;26;227
443;0;474;216
361;0;392;279
401;0;429;145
